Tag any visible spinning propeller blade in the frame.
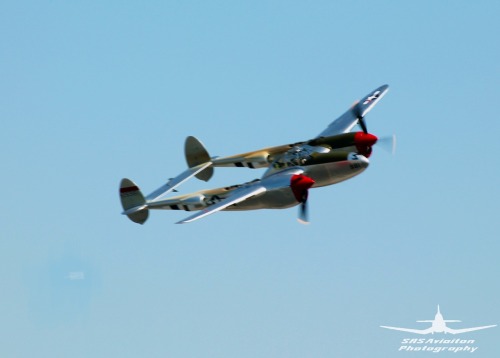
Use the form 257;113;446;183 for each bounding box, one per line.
353;101;368;134
376;134;397;155
291;174;314;224
298;196;310;225
352;101;396;156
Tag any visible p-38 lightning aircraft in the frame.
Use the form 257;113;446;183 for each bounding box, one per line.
119;85;392;224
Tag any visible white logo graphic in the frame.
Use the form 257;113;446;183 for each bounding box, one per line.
381;305;496;335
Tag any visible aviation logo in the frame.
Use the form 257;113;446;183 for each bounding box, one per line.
381;305;496;353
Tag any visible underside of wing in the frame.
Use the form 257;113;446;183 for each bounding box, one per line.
317;85;389;137
176;184;267;224
380;326;433;335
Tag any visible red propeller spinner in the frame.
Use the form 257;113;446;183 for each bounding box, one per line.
290;174;315;224
353;132;378;157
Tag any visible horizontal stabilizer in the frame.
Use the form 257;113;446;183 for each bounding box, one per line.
146;161;213;202
122;204;148;216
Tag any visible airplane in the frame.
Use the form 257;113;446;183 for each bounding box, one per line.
380;305;497;335
119;84;393;224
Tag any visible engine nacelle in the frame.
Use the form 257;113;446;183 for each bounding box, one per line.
180;194;206;209
309;132;377;157
309;132;357;148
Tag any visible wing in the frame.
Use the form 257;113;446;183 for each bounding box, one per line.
380;326;433;335
317;85;389;137
176;184;267;224
207;86;389;168
445;325;497;334
145;161;213;202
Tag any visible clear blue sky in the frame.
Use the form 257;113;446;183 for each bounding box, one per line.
1;1;499;357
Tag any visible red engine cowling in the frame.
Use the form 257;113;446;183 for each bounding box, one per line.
353;132;378;157
290;174;315;203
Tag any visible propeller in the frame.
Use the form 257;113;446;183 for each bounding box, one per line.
377;134;397;155
298;193;309;225
352;101;396;156
352;101;368;134
290;174;315;224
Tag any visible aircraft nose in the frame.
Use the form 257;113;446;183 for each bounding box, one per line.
347;153;370;168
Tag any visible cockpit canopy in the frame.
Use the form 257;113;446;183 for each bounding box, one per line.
268;145;330;171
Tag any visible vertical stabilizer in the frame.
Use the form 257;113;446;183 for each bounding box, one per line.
185;136;213;181
119;178;149;224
